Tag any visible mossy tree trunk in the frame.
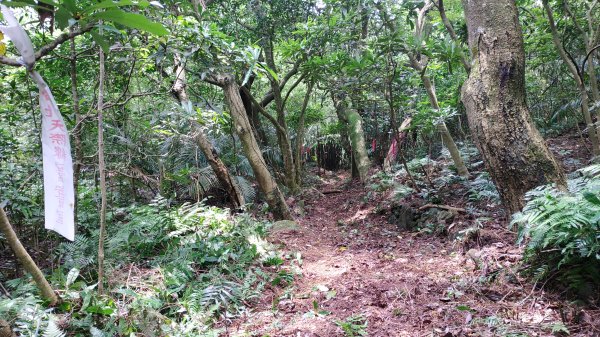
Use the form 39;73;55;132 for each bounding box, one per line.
333;94;370;182
461;0;566;214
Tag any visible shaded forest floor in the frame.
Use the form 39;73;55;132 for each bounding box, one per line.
223;132;600;337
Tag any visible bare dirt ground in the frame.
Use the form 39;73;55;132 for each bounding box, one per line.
222;132;600;337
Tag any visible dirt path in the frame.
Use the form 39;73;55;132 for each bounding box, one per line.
2;131;597;335
227;167;598;336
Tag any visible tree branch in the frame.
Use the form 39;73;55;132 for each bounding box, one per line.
282;73;306;107
240;86;287;136
0;22;95;67
259;57;303;107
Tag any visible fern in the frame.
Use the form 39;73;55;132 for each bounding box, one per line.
512;164;600;298
55;235;96;271
43;318;66;337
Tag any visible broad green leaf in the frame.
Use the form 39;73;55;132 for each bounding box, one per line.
583;192;600;206
90;30;110;53
66;268;80;287
258;63;279;81
83;0;134;14
61;0;78;14
54;6;71;29
91;10;168;36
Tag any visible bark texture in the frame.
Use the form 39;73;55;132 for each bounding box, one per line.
461;0;566;214
220;75;292;220
97;46;108;295
0;206;58;305
193;129;245;208
171;55;244;209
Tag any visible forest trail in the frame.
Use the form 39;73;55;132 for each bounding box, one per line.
227;157;595;336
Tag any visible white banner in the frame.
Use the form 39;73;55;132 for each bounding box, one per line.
1;5;75;241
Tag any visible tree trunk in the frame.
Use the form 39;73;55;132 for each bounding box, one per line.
220;75;292;220
0;206;58;305
263;39;298;192
294;81;313;185
97;46;108;295
437;0;471;73
417;68;469;177
171;55;244;209
461;0;566;214
193;129;245;208
70;34;83;219
334;95;370;182
542;0;600;156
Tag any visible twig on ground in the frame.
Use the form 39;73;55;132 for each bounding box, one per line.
418;203;466;213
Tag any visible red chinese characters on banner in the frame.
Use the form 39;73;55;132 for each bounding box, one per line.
37;77;75;241
50;119;66;131
0;5;74;241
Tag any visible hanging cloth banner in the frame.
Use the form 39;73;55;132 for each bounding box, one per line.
1;5;75;241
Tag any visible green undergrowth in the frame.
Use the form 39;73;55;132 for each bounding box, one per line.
0;197;292;336
512;165;600;300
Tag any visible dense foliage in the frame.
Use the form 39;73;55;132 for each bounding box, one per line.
1;0;600;334
1;198;291;336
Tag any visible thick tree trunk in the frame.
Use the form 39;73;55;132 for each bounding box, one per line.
0;206;58;305
171;55;244;209
461;0;566;214
220;75;292;220
334;96;370;182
